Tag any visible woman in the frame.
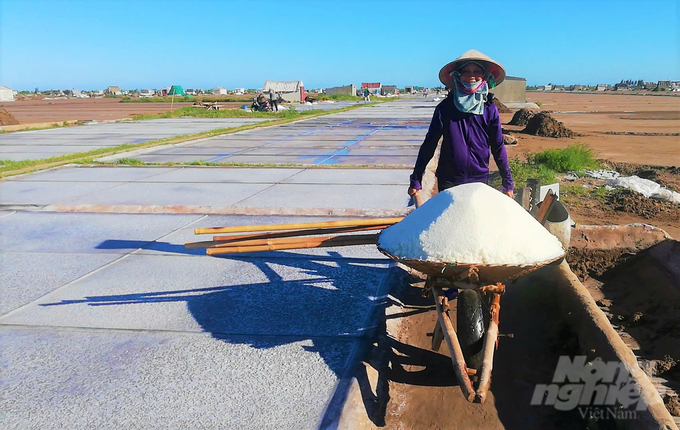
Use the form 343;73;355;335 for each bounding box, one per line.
408;50;514;199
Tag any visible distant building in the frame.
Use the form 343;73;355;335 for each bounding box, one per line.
263;80;305;102
643;82;657;90
361;82;381;95
140;89;155;98
404;86;414;94
614;83;630;91
657;80;671;89
325;84;356;96
213;87;228;95
570;84;585;91
0;85;14;102
105;86;122;95
596;84;607;91
185;89;196;95
489;76;526;103
381;85;398;96
233;88;245;95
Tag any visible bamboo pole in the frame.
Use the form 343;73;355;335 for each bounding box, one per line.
185;224;389;249
194;218;403;235
205;234;378;255
211;233;376;248
432;287;476;402
475;291;502;403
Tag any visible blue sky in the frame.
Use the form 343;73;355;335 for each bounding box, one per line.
1;0;677;90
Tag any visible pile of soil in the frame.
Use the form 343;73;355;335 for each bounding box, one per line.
594;240;680;417
508;108;535;126
0;109;19;125
606;189;680;220
566;248;633;281
522;112;575;138
493;98;512;113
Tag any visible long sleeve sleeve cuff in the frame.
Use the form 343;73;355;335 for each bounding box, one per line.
409;174;422;190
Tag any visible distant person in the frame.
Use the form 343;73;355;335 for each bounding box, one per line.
408;49;514;199
269;90;279;112
423;88;428;97
363;88;370;103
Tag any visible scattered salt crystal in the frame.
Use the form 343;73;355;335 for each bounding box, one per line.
378;183;565;265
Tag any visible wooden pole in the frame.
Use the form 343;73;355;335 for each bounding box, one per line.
210;233;377;249
432;287;476;402
185;225;389;249
205;234;378;255
194;218;403;235
475;290;502;403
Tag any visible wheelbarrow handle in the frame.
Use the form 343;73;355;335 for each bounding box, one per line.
410;190;424;208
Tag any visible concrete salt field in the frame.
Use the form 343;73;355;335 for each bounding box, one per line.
0;118;271;161
99;99;438;166
0;100;429;429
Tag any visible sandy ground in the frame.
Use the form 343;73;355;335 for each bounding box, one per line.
0;98;246;124
500;93;680;167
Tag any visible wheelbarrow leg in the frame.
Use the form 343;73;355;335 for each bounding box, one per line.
432;287;476;402
431;319;444;351
475;290;503;403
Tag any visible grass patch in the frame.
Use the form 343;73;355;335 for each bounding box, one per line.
114;158;146;165
315;93;364;102
130;106;326;121
491;143;602;189
532;143;600;172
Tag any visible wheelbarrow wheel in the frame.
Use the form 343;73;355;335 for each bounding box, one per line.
457;289;486;372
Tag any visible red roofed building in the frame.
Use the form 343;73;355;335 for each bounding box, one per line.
361;82;381;95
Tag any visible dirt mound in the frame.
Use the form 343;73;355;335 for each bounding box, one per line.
566;248;633;281
606;189;680;220
522;112;575;138
508;108;535;126
591;240;680;416
0;109;19;126
493;98;511;113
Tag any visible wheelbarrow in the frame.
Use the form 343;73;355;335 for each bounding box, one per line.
378;246;563;402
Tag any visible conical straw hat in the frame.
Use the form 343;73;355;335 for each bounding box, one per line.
439;49;506;89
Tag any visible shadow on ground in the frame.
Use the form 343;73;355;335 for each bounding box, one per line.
43;241;390;379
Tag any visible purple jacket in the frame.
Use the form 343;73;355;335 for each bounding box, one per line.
410;94;514;193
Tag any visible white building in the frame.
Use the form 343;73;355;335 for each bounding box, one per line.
0;86;14;102
233;88;245;95
213;87;228;95
263;80;304;102
140;89;155;98
105;86;122;95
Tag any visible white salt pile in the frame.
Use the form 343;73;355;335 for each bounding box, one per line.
379;183;565;265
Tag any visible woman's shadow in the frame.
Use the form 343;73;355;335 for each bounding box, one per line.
43;240;390;378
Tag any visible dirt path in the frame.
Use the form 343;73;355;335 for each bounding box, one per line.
0;98;245;124
353;267;592;429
